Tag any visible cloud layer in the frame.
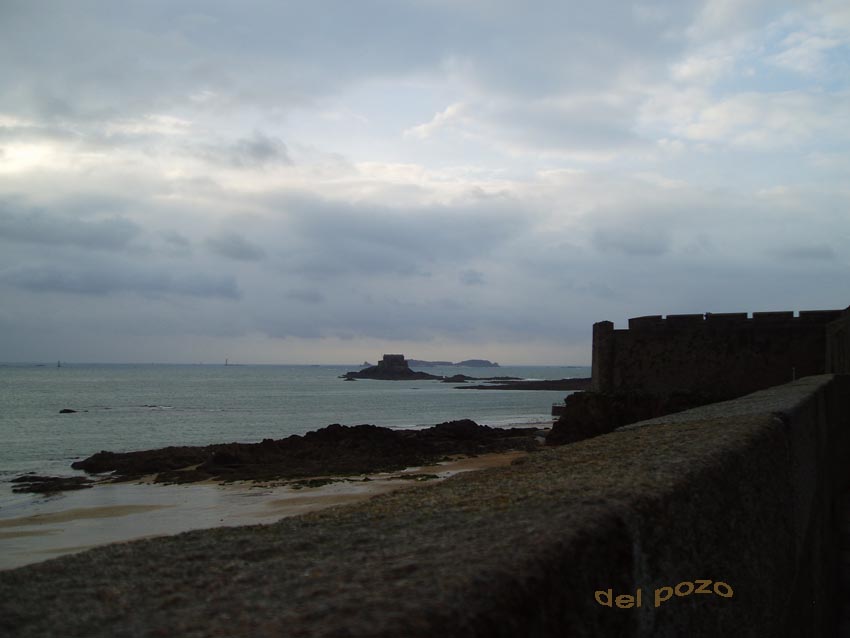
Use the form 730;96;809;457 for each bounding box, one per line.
1;0;848;363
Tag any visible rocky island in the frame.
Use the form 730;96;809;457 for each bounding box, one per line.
341;354;443;380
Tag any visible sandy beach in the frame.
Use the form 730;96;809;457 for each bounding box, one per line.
0;450;527;571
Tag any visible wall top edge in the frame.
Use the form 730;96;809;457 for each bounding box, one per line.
602;309;847;331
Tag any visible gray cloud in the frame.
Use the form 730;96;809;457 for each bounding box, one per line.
0;121;81;143
229;133;291;167
193;133;292;168
0;1;847;364
770;243;836;261
255;295;478;343
0;204;140;250
205;232;265;261
592;228;671;256
489;97;644;152
2;264;240;299
459;269;485;286
160;230;191;248
275;193;527;279
286;289;325;304
0;0;704;126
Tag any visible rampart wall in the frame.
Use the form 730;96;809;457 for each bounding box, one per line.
827;310;850;374
592;309;844;397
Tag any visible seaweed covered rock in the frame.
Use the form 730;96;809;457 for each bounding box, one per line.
71;420;544;485
11;475;95;493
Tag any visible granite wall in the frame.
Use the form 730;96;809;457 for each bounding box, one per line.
591;310;844;398
827;309;850;374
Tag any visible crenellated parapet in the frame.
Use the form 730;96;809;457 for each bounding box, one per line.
623;309;844;331
591;307;847;396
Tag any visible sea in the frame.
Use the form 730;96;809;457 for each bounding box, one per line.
0;362;589;513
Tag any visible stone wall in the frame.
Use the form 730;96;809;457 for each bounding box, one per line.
591;310;844;398
827;309;850;374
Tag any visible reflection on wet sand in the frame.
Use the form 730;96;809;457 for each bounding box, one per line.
0;451;525;571
0;504;167;529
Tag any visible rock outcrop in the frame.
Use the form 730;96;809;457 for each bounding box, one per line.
71;420;544;484
11;474;95;493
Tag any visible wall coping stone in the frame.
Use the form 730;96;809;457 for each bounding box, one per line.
620;310;843;332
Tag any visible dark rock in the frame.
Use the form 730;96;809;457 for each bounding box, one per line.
11;475;95;493
210;451;243;467
154;468;213;485
390;473;440;481
427;419;489;439
290;478;339;489
407;359;453;367
10;474;46;483
71;446;210;475
70;420;544;485
442;374;473;383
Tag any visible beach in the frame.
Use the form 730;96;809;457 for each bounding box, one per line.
0;450;527;571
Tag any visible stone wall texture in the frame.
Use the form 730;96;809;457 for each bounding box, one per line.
591;310;844;398
827;310;850;374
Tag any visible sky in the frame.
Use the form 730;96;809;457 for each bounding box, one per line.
1;0;849;365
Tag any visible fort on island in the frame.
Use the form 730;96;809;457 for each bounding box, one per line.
342;353;443;380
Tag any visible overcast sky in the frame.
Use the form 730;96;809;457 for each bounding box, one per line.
1;0;848;365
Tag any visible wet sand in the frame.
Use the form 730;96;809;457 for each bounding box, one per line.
0;451;526;571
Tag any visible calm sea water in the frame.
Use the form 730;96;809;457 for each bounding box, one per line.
0;363;588;511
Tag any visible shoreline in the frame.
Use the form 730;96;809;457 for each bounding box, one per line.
0;450;528;571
